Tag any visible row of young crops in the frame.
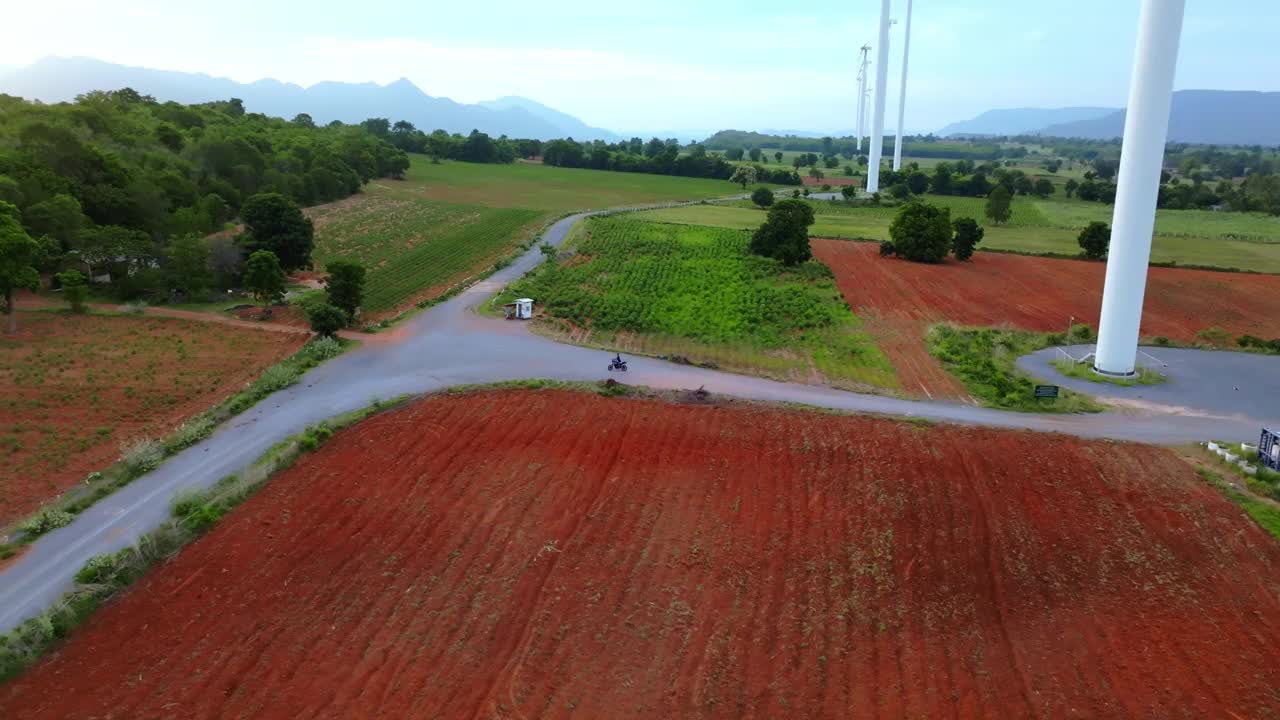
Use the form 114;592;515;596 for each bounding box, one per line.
312;196;543;313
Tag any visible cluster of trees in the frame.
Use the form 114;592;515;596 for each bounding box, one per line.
0;89;409;330
874;161;1055;203
541;139;801;185
357;119;531;164
881;202;985;263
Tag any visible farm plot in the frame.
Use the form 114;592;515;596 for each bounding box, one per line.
308;194;542;314
495;217;896;390
812;240;1280;398
0;312;303;526
5;388;1279;718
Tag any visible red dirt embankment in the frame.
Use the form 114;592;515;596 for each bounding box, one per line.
4;388;1279;718
813;240;1280;399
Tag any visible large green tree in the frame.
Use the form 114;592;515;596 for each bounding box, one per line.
239;193;314;272
1078;221;1111;260
750;199;814;266
323;259;366;320
0;201;41;333
985;185;1012;224
164;234;212;296
243;249;286;314
951;217;985;261
888;202;952;263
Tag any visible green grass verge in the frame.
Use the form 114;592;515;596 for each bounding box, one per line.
493;216;897;389
926;324;1103;413
0;394;410;684
1050;358;1166;386
1;336;350;552
1197;467;1280;542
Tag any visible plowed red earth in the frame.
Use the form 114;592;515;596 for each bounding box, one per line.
812;240;1280;400
6;389;1280;718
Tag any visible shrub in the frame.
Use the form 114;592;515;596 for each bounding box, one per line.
256;364;301;393
1152;336;1171;346
1069;323;1093;342
879;240;896;257
889;202;952;263
302;336;343;362
306;302;349;337
74;552;123;585
19;508;74;536
119;437;164;476
56;270;89;313
1197;326;1231;347
751;187;774;208
163;415;217;454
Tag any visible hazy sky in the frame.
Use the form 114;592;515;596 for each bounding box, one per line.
4;0;1277;133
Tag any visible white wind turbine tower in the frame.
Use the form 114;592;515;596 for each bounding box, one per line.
856;45;871;152
1093;0;1187;376
866;0;892;193
892;0;913;171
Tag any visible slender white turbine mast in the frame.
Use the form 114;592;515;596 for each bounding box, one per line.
856;45;871;152
1093;0;1186;376
866;0;892;193
892;0;913;171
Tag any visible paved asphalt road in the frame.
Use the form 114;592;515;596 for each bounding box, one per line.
1;210;1274;635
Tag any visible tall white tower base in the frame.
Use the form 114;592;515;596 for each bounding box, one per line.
892;0;913;171
866;0;892;193
1094;0;1186;376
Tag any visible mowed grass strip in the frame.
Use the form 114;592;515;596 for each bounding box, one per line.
636;200;1280;273
498;217;896;390
311;194;543;313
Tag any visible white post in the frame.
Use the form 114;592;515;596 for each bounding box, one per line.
866;0;892;193
1094;0;1185;376
856;45;870;153
892;0;913;171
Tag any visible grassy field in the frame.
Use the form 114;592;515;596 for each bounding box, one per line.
394;156;774;211
492;217;896;390
634;196;1280;272
302;156;771;316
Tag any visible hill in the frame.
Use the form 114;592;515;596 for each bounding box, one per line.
0;57;615;140
938;107;1116;137
1038;90;1280;145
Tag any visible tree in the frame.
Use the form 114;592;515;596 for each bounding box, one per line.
906;171;930;195
538;242;558;263
324;259;366;320
774;151;784;164
750;199;814;266
808;167;824;182
1033;178;1055;198
1064;178;1080;198
888;202;952;263
751;187;775;208
951;217;985;261
243;250;286;314
985;185;1012;224
22;194;85;251
841;185;858;200
0;202;41;333
1013;175;1034;196
239;193;314;272
725;147;744;161
1093;158;1118;180
748;148;762;162
1077;221;1111;260
306;302;349;338
164;234;211;296
729;165;758;190
56;269;88;312
889;183;912;200
292;113;315;128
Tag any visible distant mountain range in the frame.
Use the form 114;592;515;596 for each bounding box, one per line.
0;57;620;141
937;107;1117;138
941;91;1280;146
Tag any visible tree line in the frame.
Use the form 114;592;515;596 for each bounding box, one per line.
540;139;802;185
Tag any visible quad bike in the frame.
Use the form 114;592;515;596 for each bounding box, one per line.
607;353;628;372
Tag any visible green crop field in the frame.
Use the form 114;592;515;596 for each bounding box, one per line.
492;217;896;390
634;195;1280;272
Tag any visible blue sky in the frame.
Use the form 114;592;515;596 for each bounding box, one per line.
5;0;1278;134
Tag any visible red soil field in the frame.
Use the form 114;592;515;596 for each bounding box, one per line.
5;388;1279;719
813;240;1280;399
0;312;304;526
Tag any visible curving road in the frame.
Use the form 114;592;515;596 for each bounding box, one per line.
1;209;1273;636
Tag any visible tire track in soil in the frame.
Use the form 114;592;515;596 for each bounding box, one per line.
6;390;1280;719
